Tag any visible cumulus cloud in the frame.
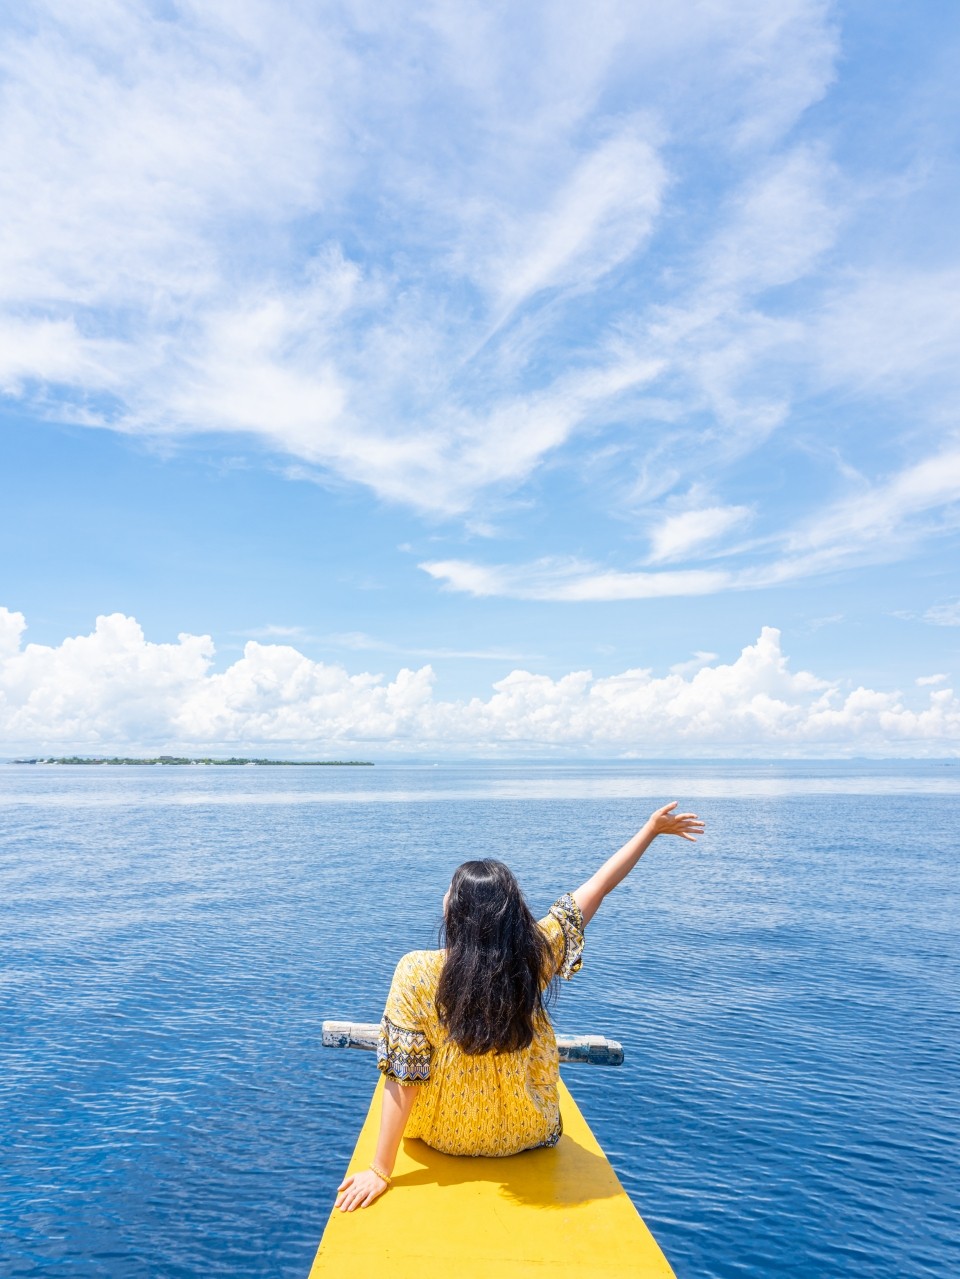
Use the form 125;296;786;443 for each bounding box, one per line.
1;608;957;757
670;651;720;676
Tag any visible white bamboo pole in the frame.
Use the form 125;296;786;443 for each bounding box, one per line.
321;1020;624;1066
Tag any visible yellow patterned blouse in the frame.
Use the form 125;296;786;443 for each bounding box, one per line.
376;893;585;1158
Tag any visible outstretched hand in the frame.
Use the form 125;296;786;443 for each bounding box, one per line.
335;1169;389;1212
573;799;706;925
647;801;705;842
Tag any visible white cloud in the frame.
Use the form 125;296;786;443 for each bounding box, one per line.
242;625;311;639
0;609;213;746
814;268;960;397
0;315;119;394
925;600;960;627
419;440;960;599
0;0;852;518
420;558;730;600
648;505;752;563
1;608;957;756
669;651;720;676
488;120;666;318
777;446;960;573
0;608;26;657
916;673;949;686
3;0;956;625
323;632;540;662
703;145;841;295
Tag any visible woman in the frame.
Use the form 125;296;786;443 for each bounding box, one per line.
335;800;704;1212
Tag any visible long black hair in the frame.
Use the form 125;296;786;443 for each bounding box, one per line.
436;859;553;1055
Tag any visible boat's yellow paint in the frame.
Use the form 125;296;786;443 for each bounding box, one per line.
309;1075;676;1278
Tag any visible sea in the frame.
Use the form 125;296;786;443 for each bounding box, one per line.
2;760;958;1278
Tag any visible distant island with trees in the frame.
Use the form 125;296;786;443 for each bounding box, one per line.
12;756;374;766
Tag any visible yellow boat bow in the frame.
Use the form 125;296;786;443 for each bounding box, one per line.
310;1023;676;1277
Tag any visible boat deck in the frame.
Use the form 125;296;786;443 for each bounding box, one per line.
309;1075;676;1277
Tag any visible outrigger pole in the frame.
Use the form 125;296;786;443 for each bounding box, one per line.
322;1019;624;1065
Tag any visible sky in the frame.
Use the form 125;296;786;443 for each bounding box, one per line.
1;0;959;757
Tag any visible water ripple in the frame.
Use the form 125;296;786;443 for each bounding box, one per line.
2;764;958;1277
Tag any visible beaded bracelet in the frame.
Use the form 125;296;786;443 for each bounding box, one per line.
369;1162;392;1187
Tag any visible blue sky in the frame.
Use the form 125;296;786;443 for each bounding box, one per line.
1;2;959;755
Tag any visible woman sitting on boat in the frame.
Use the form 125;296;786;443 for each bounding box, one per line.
335;800;704;1212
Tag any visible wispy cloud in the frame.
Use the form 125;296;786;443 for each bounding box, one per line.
670;651;720;676
324;632;541;662
648;505;752;563
486;120;666;322
924;600;960;628
772;446;960;586
240;625;312;640
814;268;960;398
421;443;960;600
2;0;957;625
0;0;850;519
420;557;730;601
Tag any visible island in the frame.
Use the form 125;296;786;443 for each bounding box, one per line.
11;756;374;766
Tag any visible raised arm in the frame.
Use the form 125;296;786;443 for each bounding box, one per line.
573;801;704;926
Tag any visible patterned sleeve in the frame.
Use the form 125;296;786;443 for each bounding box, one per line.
377;952;432;1085
539;893;585;981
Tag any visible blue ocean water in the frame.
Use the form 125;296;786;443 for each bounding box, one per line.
2;761;958;1278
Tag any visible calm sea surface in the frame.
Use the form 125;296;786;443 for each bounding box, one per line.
2;761;958;1278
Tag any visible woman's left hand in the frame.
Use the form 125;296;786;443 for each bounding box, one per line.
335;1169;389;1211
647;801;705;842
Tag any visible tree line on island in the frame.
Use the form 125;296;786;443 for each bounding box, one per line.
12;756;374;766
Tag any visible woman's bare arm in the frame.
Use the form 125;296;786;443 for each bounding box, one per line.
573;801;704;926
335;1078;419;1211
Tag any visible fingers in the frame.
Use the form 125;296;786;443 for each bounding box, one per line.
340;1186;381;1212
665;810;705;841
336;1173;359;1211
336;1173;386;1212
339;1188;363;1212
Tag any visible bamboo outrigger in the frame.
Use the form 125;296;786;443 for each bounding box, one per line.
310;1019;676;1278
